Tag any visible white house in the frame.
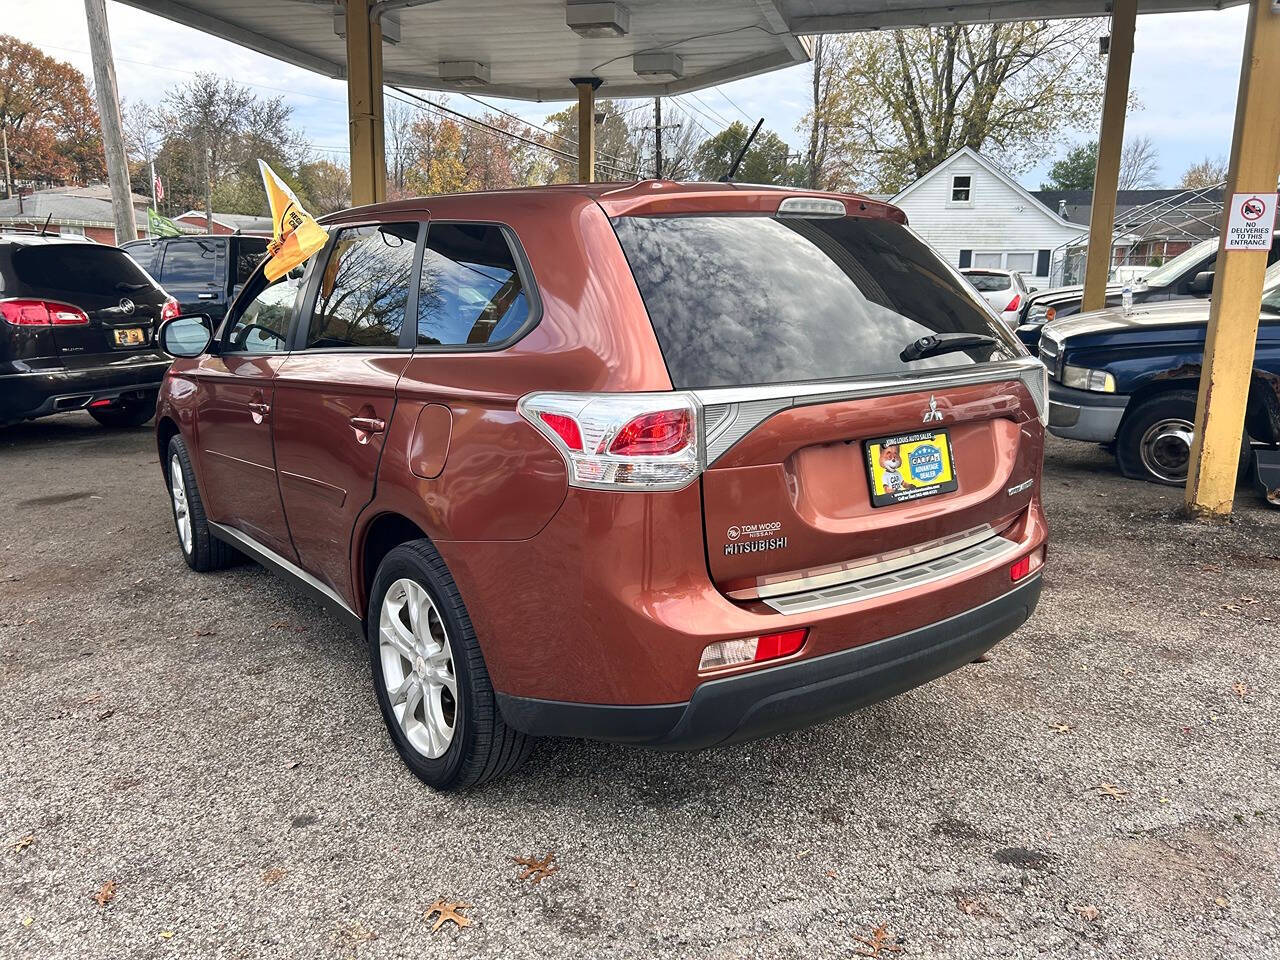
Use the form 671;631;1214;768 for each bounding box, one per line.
890;147;1087;289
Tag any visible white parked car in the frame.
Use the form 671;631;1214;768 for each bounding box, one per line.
961;268;1028;327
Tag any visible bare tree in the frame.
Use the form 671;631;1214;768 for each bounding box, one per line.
384;98;416;196
1180;155;1229;189
1118;135;1159;190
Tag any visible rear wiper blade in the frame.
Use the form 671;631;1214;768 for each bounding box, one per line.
900;332;1000;363
116;281;149;292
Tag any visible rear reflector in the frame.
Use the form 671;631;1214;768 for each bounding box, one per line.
698;628;808;671
1010;546;1046;582
89;399;113;408
538;412;583;451
0;298;90;326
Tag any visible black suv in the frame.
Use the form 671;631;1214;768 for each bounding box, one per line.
122;234;269;322
0;236;178;428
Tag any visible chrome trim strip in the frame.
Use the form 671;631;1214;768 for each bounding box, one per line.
692;357;1045;464
763;534;1022;616
208;522;362;628
728;522;1007;601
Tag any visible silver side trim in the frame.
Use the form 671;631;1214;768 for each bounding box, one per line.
728;522;1008;601
694;357;1045;464
208;522;362;629
763;533;1022;616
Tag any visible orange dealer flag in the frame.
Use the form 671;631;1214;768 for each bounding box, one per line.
259;159;328;281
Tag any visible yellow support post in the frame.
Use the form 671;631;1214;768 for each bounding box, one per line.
1186;0;1280;518
346;0;386;207
571;77;601;183
1081;0;1137;313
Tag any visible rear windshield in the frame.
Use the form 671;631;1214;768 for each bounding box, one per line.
13;244;160;298
611;214;1017;389
966;273;1011;292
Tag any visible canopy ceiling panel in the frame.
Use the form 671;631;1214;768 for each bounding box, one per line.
115;0;1246;101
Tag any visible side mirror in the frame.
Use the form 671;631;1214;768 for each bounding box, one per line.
1188;271;1215;295
158;314;213;358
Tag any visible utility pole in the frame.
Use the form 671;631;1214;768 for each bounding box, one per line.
204;144;213;232
653;97;663;179
1;125;10;200
83;0;138;243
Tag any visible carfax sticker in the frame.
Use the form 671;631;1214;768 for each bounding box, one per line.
865;430;958;508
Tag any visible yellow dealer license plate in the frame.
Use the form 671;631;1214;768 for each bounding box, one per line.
865;430;958;508
113;327;145;346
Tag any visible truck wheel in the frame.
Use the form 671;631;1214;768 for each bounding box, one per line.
166;435;237;572
368;540;531;790
89;397;155;428
1116;390;1247;486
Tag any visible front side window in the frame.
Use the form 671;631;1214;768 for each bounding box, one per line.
307;223;416;350
416;223;531;348
225;266;306;353
612;214;1018;390
160;240;219;288
1144;236;1218;288
951;175;972;203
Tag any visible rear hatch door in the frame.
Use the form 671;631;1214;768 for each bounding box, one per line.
9;241;169;368
611;210;1044;601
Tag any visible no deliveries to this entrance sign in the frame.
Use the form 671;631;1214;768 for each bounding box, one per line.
1224;192;1278;250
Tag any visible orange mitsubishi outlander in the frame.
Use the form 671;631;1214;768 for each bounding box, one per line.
154;182;1048;790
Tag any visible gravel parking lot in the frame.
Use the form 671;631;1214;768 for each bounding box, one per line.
1;413;1278;959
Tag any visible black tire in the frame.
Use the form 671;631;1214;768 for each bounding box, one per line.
89;398;155;428
165;435;236;572
367;540;531;790
1116;389;1248;486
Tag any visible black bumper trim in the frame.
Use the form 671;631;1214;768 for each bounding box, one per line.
496;574;1042;750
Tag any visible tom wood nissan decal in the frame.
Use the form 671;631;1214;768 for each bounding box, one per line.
724;521;787;556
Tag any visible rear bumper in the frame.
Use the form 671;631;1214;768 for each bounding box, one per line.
0;356;169;422
1047;382;1128;443
496;573;1042;750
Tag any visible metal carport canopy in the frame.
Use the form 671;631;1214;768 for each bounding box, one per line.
113;0;1244;101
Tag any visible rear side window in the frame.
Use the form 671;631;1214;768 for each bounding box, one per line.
416;222;531;348
307;222;416;350
611;215;1017;389
236;238;269;285
13;244;158;297
123;242;160;276
160;241;218;287
967;274;1011;292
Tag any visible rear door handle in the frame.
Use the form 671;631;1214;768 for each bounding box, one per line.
349;416;386;444
248;401;270;423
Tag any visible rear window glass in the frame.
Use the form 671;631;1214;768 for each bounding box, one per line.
966;273;1011;292
13;244;158;297
236;237;269;285
611;215;1017;389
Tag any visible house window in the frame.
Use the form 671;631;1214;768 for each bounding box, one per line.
950;175;972;203
59;225;85;237
973;252;1003;269
973;251;1038;275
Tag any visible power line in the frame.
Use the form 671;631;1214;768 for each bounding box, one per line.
713;86;755;124
686;92;734;129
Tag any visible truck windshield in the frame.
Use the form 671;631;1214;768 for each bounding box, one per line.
611;214;1018;390
1144;237;1217;288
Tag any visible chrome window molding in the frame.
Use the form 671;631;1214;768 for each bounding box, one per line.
696;356;1047;465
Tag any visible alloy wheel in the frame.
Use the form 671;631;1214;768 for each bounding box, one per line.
170;454;193;555
1139;417;1195;484
378;578;458;759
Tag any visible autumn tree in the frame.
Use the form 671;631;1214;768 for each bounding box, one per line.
543;101;643;182
692;120;797;184
0;34;105;195
1180;155;1228;189
296;158;350;214
812;21;1106;193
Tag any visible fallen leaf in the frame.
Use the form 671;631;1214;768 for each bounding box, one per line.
194;629;217;637
424;899;472;933
81;692;102;705
825;869;838;879
1097;783;1128;800
1072;904;1100;922
95;709;114;722
159;930;173;939
262;867;287;886
957;897;985;916
333;922;377;944
92;881;116;908
854;924;903;956
1233;682;1250;699
1215;896;1230;909
21;916;33;927
1048;722;1073;734
512;853;558;885
12;834;35;853
285;760;302;770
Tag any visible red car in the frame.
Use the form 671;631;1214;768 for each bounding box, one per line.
155;182;1048;790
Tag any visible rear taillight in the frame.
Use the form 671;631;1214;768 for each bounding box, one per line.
520;392;702;491
0;298;89;326
699;628;808;671
1005;293;1021;312
160;297;180;322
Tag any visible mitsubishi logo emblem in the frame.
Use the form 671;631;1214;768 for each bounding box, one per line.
922;395;944;423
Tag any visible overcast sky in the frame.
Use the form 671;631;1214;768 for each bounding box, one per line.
7;0;1251;191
